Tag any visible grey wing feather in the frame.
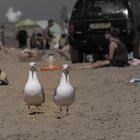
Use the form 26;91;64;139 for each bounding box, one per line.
53;87;58;97
73;87;76;98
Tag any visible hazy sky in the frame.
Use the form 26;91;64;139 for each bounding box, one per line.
0;0;76;22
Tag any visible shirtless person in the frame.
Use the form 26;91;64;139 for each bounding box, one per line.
43;19;55;49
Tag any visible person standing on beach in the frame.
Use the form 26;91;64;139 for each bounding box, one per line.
62;19;69;35
43;19;55;49
16;29;28;48
0;25;6;52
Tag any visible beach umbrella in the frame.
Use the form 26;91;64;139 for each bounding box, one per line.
36;20;47;29
15;19;39;28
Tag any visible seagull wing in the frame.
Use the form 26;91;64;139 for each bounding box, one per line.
41;85;45;103
53;89;57;97
73;87;76;98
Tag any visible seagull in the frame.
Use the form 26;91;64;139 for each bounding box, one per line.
24;62;45;113
53;64;75;117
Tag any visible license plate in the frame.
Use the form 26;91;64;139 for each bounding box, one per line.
89;22;111;29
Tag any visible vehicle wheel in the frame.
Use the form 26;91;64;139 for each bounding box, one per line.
70;46;81;63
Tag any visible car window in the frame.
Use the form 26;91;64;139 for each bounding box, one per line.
71;0;87;18
71;0;129;19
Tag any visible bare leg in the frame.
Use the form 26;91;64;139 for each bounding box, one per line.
0;42;4;52
70;60;110;70
58;106;62;119
58;45;71;60
60;106;62;112
66;106;69;116
36;106;39;115
0;42;8;54
28;105;30;109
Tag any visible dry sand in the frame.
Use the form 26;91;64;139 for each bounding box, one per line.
0;48;140;140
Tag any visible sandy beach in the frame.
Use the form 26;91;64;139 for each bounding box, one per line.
0;47;140;140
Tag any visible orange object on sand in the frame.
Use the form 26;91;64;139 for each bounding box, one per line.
40;65;62;71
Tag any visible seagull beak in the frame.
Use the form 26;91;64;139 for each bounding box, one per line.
30;66;36;78
68;66;71;71
63;68;69;82
64;72;68;82
31;70;34;78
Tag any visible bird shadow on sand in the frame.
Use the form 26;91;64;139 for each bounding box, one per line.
29;111;44;115
54;111;72;119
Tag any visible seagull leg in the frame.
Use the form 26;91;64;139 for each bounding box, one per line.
28;105;30;110
28;105;32;115
58;106;62;119
66;106;69;116
36;106;39;115
60;106;62;112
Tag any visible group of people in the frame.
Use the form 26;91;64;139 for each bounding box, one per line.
0;26;133;86
42;19;71;60
18;25;130;69
0;21;131;75
17;19;71;61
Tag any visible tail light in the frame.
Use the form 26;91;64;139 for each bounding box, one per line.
69;22;74;35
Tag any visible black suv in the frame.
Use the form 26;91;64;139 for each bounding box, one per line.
68;0;140;63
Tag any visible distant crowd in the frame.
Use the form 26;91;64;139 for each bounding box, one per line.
0;18;135;72
15;19;71;61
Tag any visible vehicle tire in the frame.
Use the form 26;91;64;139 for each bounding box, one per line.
70;46;81;63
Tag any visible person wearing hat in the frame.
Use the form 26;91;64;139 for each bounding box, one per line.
71;27;129;69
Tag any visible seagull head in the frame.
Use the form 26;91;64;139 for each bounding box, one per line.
62;64;70;81
30;62;37;78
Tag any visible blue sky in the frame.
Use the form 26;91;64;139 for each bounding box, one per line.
0;0;76;22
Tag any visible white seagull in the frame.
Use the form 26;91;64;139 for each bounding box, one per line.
53;64;75;116
24;62;45;112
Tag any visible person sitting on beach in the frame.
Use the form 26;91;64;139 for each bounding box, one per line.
30;33;37;49
18;48;45;62
36;33;44;50
71;27;129;69
57;34;71;60
0;69;9;85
